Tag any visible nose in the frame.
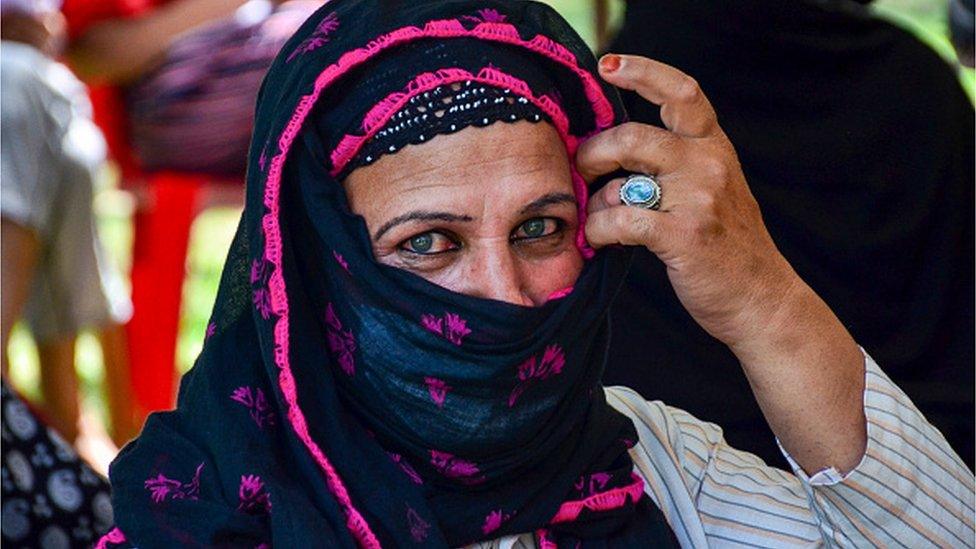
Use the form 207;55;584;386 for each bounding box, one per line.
461;245;534;307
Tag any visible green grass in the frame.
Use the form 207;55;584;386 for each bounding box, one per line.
7;0;972;425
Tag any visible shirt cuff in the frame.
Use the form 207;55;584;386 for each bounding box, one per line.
775;347;872;486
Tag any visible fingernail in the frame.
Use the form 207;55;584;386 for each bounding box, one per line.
600;54;621;73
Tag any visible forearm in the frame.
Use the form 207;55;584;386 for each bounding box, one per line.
729;268;866;475
67;0;247;83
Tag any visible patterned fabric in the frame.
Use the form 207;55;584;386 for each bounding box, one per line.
1;382;114;548
476;354;976;548
101;1;677;547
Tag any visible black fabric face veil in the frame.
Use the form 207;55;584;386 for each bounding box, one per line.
104;2;679;547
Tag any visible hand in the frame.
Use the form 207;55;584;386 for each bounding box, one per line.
0;11;67;57
579;54;799;351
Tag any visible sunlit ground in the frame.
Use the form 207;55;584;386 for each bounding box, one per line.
6;0;974;469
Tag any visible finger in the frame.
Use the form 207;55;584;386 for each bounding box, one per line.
587;177;626;215
576;122;685;183
585;205;675;254
599;54;720;138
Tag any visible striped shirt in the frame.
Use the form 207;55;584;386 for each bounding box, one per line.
472;353;975;548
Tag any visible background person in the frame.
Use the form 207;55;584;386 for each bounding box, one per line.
62;0;323;177
0;0;138;447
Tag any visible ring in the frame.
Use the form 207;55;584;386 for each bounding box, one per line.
619;174;662;210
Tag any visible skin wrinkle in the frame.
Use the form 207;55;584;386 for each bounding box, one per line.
345;121;582;306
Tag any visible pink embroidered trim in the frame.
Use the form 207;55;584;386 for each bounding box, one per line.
95;527;127;549
546;286;574;301
260;17;616;549
550;472;645;524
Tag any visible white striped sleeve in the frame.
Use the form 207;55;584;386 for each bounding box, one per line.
779;353;975;548
607;350;975;548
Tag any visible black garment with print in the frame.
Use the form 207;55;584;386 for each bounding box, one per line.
1;381;113;548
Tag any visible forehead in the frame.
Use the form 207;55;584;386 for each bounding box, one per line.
344;121;572;202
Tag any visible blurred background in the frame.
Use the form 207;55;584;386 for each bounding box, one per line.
4;0;974;473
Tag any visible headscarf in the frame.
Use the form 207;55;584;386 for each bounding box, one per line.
604;0;975;468
103;1;679;546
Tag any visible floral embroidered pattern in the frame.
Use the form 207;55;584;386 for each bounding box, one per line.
325;303;356;375
406;507;430;542
145;463;203;503
482;509;512;535
286;12;339;62
387;452;423;484
462;8;507;23
332;250;351;273
429;450;484;485
237;475;271;515
420;312;472;345
423;377;450;407
508;344;566;406
574;472;611;497
258;146;269;173
250;258;275;320
231;386;275;429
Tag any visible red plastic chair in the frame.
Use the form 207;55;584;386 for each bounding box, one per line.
89;86;241;422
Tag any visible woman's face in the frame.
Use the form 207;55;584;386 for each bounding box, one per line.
344;121;584;307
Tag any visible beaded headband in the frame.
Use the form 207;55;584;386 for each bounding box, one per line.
343;79;549;176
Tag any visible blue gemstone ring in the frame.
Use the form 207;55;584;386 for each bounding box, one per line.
619;174;662;210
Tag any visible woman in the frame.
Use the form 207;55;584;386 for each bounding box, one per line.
98;1;973;547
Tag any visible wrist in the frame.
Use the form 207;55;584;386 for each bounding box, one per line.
727;268;858;373
725;263;816;366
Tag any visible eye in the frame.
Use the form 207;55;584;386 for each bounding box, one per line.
512;218;561;241
400;232;459;255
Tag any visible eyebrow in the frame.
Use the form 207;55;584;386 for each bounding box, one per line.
518;192;577;215
374;211;474;241
372;192;578;241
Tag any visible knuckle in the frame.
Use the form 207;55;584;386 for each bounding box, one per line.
700;155;729;180
697;189;719;212
614;123;645;152
626;211;655;243
673;75;702;104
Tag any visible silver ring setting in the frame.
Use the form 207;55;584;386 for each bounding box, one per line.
619;174;662;210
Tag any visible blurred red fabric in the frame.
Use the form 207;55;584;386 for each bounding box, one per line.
63;0;199;420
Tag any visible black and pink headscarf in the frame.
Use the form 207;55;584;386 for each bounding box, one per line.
102;1;678;546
